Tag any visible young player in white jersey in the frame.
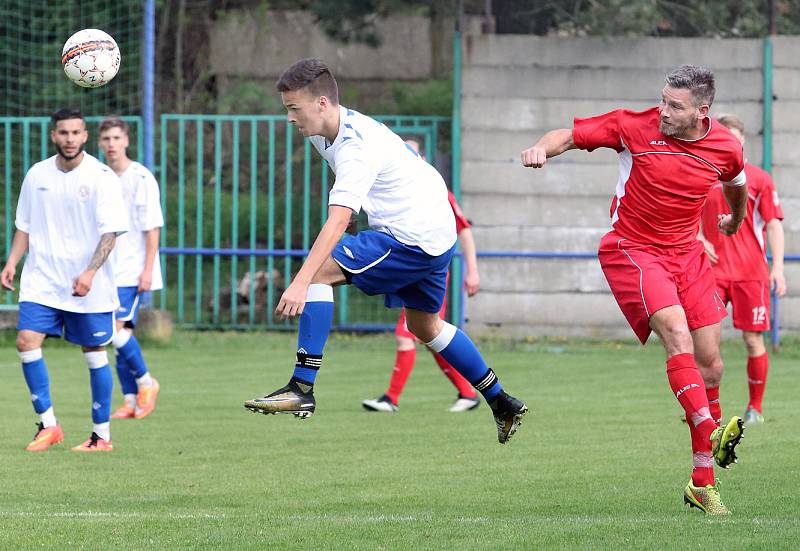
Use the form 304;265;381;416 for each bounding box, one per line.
244;58;528;444
97;117;164;420
1;108;128;452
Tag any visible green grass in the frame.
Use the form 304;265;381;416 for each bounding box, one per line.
0;332;798;549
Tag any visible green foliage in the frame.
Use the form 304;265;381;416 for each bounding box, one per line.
492;0;800;38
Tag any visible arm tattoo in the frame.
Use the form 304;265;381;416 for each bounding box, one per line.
87;233;116;271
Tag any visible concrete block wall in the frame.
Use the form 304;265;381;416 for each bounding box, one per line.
461;35;800;338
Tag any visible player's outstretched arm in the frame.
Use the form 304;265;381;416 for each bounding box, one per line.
275;205;352;318
718;183;747;236
458;227;480;296
73;232;116;297
1;230;29;291
521;128;576;169
766;219;787;296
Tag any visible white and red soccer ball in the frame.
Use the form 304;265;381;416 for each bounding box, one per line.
61;29;121;88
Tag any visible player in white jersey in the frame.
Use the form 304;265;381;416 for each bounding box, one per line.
97;117;164;420
244;58;528;444
1;108;128;452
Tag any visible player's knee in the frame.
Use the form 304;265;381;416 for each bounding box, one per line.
742;331;765;356
16;332;41;352
111;328;132;349
396;335;415;350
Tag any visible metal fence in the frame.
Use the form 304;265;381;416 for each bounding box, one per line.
0;114;456;330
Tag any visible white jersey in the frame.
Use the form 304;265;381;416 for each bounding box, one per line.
112;161;164;290
15;153;128;313
309;106;456;256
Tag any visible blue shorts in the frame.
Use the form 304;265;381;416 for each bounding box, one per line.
332;230;455;313
116;286;142;327
17;302;115;347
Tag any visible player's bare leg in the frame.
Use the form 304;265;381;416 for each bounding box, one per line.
406;309;527;444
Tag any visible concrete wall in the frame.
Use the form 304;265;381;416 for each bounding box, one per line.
208;9;475;102
461;35;800;338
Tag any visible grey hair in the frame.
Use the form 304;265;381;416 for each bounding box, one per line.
665;65;715;107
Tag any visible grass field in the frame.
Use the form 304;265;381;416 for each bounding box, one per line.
0;331;798;550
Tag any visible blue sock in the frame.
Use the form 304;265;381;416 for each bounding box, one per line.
427;323;503;402
117;335;149;379
291;284;334;387
86;352;113;424
20;350;51;414
115;352;138;396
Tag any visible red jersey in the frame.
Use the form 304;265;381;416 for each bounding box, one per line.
572;107;745;248
448;191;471;234
701;162;783;282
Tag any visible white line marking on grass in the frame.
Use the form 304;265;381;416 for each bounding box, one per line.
0;511;227;520
285;514;489;524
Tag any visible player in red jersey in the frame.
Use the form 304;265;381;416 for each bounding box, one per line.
362;139;482;413
699;114;786;429
521;65;747;514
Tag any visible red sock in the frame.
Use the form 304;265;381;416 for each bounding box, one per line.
385;349;416;406
706;386;721;425
432;352;477;398
747;353;769;413
666;353;716;487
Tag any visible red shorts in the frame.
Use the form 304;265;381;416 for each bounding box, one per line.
598;232;727;344
715;279;770;331
396;275;449;339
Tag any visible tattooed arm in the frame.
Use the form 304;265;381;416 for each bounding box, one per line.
72;232;116;297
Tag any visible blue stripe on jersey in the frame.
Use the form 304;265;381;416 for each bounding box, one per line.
344;123;363;140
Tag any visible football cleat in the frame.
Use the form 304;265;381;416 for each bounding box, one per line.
111;404;136;419
743;407;764;428
711;416;744;469
684;479;730;515
71;432;113;452
134;377;160;419
448;395;480;412
488;391;528;444
362;395;398;412
25;423;64;452
244;380;316;418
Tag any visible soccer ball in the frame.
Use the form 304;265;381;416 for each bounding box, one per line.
61;29;121;88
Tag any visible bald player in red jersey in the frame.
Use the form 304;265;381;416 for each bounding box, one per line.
521;65;747;515
699;114;786;429
363;139;482;413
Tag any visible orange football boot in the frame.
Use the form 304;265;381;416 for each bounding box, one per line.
25;423;64;452
135;378;160;419
71;433;113;452
111;404;136;419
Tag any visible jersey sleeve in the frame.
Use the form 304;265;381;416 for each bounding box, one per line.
572;110;625;153
758;175;784;222
719;143;746;186
14;172;32;233
447;191;471;234
134;169;165;231
96;171;130;236
327;140;379;213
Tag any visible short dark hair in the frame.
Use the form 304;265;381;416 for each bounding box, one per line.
276;58;339;104
51;108;84;126
716;113;745;134
99;116;129;135
665;65;715;107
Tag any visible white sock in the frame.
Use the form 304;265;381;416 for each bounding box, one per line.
124;393;137;408
136;372;153;388
93;422;110;441
40;407;57;428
